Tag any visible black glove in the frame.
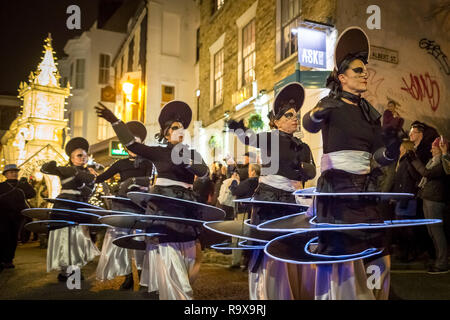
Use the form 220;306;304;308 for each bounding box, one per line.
309;98;340;122
227;119;246;131
95;102;119;123
382;126;402;160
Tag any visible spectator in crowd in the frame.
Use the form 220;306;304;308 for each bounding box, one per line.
229;163;260;199
212;163;228;206
0;164;36;270
217;171;238;220
409;121;439;165
408;121;439;258
379;100;406;192
193;174;214;204
229;163;261;269
392;140;421;262
406;137;449;274
439;136;450;174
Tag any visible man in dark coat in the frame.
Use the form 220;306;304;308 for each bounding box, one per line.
0;164;36;269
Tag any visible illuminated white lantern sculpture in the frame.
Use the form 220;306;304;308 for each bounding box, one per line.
0;34;70;198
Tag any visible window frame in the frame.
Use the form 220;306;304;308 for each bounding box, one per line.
279;0;302;62
98;53;111;85
213;48;224;106
75;59;85;89
242;19;256;87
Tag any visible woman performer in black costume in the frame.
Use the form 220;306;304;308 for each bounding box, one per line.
227;82;316;299
40;137;100;281
302;27;402;299
95;101;209;300
95;120;154;290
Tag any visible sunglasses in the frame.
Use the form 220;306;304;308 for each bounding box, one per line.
282;112;299;120
351;67;367;75
75;154;87;158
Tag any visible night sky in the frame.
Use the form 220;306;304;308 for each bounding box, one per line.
0;0;100;95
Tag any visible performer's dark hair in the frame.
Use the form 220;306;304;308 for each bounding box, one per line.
155;120;175;143
268;100;297;129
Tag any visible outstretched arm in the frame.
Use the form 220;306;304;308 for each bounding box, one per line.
302;97;339;133
95;160;121;183
95;102;162;161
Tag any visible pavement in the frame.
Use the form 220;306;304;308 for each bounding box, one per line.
1;241;449;300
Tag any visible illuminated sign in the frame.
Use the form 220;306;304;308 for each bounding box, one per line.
110;140;128;157
298;28;327;69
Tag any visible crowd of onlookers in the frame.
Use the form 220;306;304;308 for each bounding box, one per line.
386;117;449;274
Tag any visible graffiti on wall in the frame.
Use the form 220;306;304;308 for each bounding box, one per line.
400;72;440;112
419;39;450;75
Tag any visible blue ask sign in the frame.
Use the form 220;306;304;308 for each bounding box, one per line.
298;27;327;69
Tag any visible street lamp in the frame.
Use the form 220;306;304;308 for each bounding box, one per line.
122;78;134;96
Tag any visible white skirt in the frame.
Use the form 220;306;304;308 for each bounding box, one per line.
47;225;100;272
96;228;133;281
140;240;201;300
314;256;390;300
248;250;316;300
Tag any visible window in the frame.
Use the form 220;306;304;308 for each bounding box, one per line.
128;37;134;72
75;59;85;89
213;49;224;106
97;117;109;141
281;0;301;60
242;19;256;86
161;85;175;108
99;54;110;84
72;110;83;137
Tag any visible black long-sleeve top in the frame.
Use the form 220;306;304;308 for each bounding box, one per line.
96;158;153;183
41;161;96;197
0;179;36;221
229;177;259;199
234;129;316;182
112;121;208;184
304;97;384;155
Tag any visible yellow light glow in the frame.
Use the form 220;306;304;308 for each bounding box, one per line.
122;81;134;96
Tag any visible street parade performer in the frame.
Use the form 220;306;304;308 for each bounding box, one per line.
95;120;154;290
227;82;317;299
95;100;209;300
302;26;403;299
40;137;100;281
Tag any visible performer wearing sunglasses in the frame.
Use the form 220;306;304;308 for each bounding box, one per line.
40;137;100;282
302;27;403;299
95;100;209;300
95;120;154;290
228;82;317;300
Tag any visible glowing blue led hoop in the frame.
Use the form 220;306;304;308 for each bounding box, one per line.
264;232;384;265
293;188;414;198
257;211;442;232
303;236;378;258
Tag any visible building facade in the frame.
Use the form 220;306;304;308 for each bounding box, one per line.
86;0;200;165
197;0;336;185
59;22;126;149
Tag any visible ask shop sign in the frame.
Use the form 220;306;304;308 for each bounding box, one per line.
298;27;327;69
